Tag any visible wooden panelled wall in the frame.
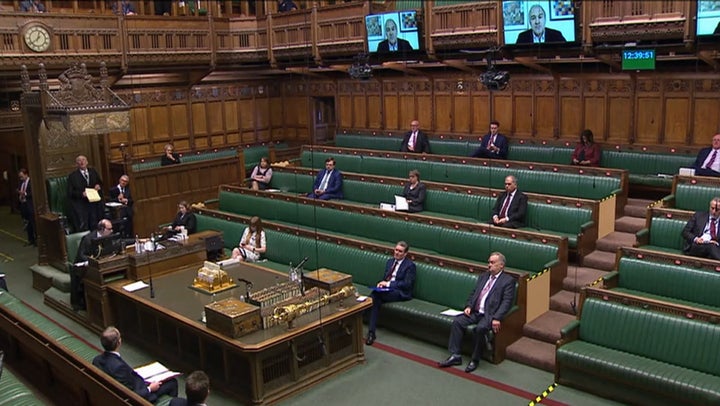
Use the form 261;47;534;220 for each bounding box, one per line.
106;73;720;161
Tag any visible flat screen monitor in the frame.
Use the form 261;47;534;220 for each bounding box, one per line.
697;1;720;36
622;49;655;71
90;232;122;258
366;10;420;54
502;1;576;45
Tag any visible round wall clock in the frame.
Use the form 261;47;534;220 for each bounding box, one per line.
24;25;51;52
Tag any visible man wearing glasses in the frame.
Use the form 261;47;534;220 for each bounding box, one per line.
682;197;720;260
365;241;416;346
491;175;527;228
72;219;115;310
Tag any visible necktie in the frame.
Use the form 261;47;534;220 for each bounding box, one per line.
476;275;496;311
499;193;511;218
409;132;417;149
705;150;718;170
120;187;125;195
20;180;27;202
319;171;331;191
82;170;89;185
385;260;398;281
711;218;717;240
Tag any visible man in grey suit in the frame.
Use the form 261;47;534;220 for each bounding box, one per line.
682;197;720;260
438;252;515;373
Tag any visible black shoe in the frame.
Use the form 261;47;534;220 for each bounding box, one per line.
365;332;376;346
465;360;479;373
438;355;462;368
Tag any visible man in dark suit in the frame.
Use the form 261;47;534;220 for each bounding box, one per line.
307;157;344;200
491;175;528;228
17;168;35;246
73;219;113;310
471;120;509;159
67;155;103;232
109;174;134;238
400;119;431;154
93;326;178;403
515;4;567;44
365;241;416;346
438;252;515;373
682;197;720;260
169;370;210;406
376;18;413;52
692;133;720;177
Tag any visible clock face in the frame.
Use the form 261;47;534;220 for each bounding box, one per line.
24;26;51;52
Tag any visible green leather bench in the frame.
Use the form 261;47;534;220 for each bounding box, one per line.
556;294;720;405
267;170;594;251
195;213;521;363
604;256;720;312
300;150;622;202
335;133;404;151
216;190;558;277
0;366;40;406
661;175;720;212
601;150;694;191
635;209;690;255
131;148;239;172
0;290;171;405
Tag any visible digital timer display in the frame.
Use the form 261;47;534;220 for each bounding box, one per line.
621;49;656;70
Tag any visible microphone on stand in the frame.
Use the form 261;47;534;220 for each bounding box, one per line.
146;234;155;299
293;257;309;295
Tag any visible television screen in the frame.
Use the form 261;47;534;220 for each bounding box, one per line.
91;233;122;258
366;10;420;54
621;49;655;71
502;1;576;45
697;1;720;36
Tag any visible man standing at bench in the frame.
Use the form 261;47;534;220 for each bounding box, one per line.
439;252;515;373
491;175;528;228
471;120;508;159
682;197;720;260
308;157;344;200
67;155;103;232
400;119;431;154
692;133;720;177
93;326;178;403
365;241;416;346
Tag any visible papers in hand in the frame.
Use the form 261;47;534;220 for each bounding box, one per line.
394;195;409;211
441;309;464;317
105;202;122;207
85;188;101;203
134;361;181;383
123;280;149;292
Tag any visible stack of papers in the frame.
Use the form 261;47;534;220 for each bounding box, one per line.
123;280;149;292
134;361;181;383
440;309;464;317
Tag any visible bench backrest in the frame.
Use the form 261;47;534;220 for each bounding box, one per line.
674;183;718;212
46;175;70;217
335;134;403;151
216;191;557;274
648;217;686;250
579;298;720;376
617;257;720;308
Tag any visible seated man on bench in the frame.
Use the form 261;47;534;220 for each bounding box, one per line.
438;251;515;374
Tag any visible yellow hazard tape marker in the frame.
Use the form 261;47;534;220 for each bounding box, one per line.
0;228;26;242
528;382;557;406
0;252;14;262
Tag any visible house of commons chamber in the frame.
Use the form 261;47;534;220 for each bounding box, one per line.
0;1;719;405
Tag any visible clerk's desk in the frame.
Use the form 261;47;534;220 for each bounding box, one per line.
83;230;220;330
105;262;370;405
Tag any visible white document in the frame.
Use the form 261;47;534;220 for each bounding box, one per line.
394;195;409;211
123;280;149;292
356;295;369;302
379;203;395;211
85;188;101;203
679;168;695;176
134;361;181;383
441;309;464;317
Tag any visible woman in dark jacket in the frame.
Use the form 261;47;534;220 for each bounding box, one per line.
401;170;426;213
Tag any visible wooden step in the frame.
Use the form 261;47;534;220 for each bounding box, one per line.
522;310;575;344
595;231;636;253
550;290;580;315
624;198;654;218
615;216;646;234
562;267;608;292
580;250;616;271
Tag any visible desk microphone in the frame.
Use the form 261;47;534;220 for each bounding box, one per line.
293;257;309;296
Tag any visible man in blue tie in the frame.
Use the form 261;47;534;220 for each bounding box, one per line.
365;241;416;346
438;252;515;373
308;157;344;200
682;197;720;260
692;133;720;177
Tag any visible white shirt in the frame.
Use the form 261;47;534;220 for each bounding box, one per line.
702;149;720;172
479;271;502;314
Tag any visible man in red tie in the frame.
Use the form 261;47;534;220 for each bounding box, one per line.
400;119;431;154
491;175;528;228
438;252;515;373
365;241;416;346
682;197;720;260
692;133;720;177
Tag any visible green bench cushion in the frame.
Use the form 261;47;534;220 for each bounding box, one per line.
647;217;686;252
675;184;718;212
